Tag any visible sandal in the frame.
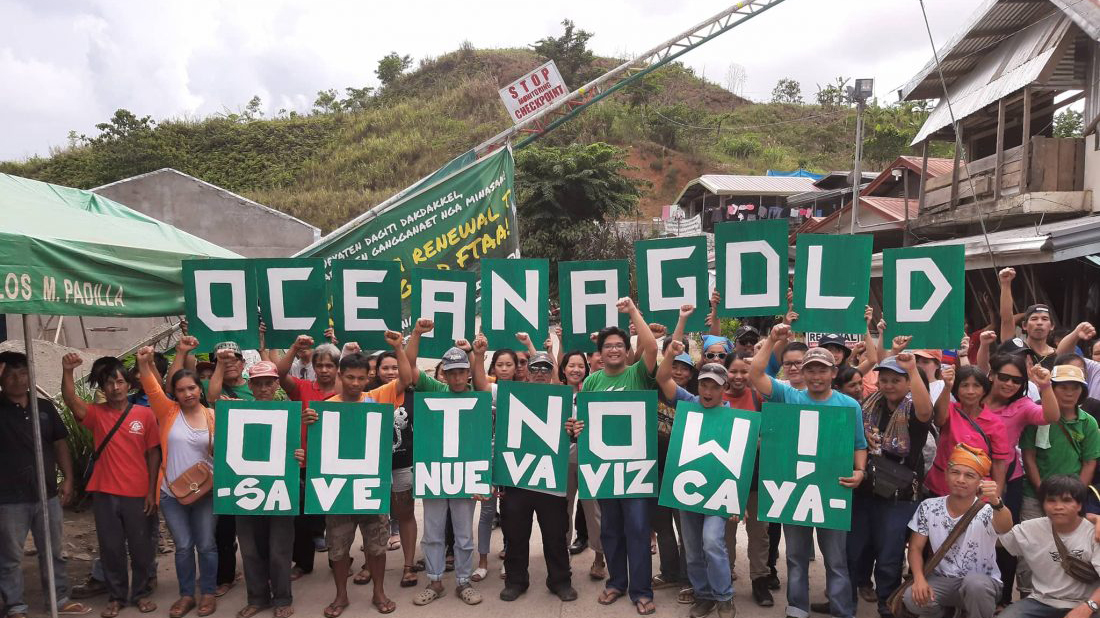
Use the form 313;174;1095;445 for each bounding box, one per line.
401;565;419;587
101;601;122;618
372;598;396;615
274;606;294;618
58;602;93;616
598;588;624;605
413;585;447;606
636;598;656;615
322;602;348;618
651;575;677;590
353;566;372;585
590;561;607;581
170;597;196;618
236;605;265;618
197;595;216;618
290;567;306;581
470;567;488;582
387;535;401;551
677;587;695;605
456;584;483;605
137;598;157;614
215;583;235;597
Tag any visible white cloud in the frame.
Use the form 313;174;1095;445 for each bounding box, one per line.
0;0;983;160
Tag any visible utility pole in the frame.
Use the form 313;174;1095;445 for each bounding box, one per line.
848;78;873;235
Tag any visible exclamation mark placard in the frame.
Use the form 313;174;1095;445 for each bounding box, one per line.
795;409;818;479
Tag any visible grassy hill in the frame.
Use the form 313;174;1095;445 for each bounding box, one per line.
1;47;931;231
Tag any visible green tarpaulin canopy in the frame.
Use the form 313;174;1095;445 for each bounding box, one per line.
0;173;240;317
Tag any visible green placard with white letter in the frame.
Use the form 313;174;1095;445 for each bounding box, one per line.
635;236;709;333
793;234;872;334
576;391;658;499
410;268;477;358
412;392;494;498
214;400;300;515
757;402;853;531
183;259;260;350
715;220;787;318
332;260;403;350
481;258;549;350
491;381;571;492
558;260;631;353
883;245;965;350
657;401;759;518
254;258;327;349
305;400;394;514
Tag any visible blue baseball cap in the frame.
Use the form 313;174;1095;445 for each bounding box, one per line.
875;356;906;375
673;352;695;368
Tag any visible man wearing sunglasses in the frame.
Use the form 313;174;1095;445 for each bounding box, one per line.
733;325;761;355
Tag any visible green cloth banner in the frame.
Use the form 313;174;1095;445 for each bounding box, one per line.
793;233;872;334
557;260;631;353
657;401;760;518
481;258;549;350
575;391;658;499
757;402;854;531
214;400;301;515
883;245;965;350
410;267;477;358
184;259;260;351
635;236;709;333
255;258;328;349
304;401;394;515
331;260;403;350
412;392;494;498
715;219;787;318
492;381;571;493
299;148;519;309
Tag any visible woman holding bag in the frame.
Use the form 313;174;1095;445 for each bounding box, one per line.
136;345;218;618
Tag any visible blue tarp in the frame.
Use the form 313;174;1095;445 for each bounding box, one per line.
766;168;825;180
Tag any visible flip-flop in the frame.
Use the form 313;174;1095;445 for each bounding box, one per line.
387;536;401;551
137;599;157;614
236;606;265;618
598;589;624;605
677;588;695;605
100;601;122;618
401;565;419;587
58;602;93;616
353;567;372;585
635;599;656;615
322;602;348;618
273;606;294;618
372;598;397;614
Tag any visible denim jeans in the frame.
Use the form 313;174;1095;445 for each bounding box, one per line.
679;510;733;602
998;597;1070;618
845;493;918;615
476;495;497;556
784;524;853;618
0;498;71;616
599;497;654;603
422;498;475;585
160;492;218;597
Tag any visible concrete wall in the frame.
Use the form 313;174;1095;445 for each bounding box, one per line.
3;169;321;354
1084;132;1100;213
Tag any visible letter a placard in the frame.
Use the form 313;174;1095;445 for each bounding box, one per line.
491;381;571;493
214;400;300;515
305;401;394;514
481;258;549;350
793;234;872;334
757;402;853;531
557;260;631;353
715;220;787;318
657;402;759;518
412;392;494;498
575;391;658;499
883;245;964;350
635;236;709;332
410;267;477;358
184;259;260;350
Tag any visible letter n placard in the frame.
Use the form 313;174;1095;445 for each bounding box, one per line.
491;381;571;492
214;400;300;515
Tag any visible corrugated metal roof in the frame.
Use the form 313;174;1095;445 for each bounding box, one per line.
897;156;957;178
861;196;917;222
694;174;820;195
911;13;1072;144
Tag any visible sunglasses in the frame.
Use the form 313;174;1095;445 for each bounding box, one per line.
528;365;553;375
995;372;1026;385
736;337;759;346
704;352;728;361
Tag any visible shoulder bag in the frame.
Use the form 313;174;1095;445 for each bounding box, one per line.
887;499;986;618
1051;519;1100;585
168;410;214;505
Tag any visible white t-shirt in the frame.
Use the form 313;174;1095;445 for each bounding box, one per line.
909;496;1000;582
1000;517;1100;609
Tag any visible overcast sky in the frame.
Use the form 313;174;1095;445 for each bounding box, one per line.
0;0;986;161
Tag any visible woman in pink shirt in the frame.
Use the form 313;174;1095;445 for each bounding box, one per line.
926;366;1014;497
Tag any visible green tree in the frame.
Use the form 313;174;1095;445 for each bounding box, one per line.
1054;109;1083;138
771;78;803;105
312;89;342;114
531;19;596;87
341;86;375;111
376;52;413;87
515;143;648;291
815;76;850;108
242;95;264;121
89;109;155;144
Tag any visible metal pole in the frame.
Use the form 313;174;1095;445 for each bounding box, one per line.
22;314;60;618
849;98;865;235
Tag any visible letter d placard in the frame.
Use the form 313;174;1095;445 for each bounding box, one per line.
883;245;964;350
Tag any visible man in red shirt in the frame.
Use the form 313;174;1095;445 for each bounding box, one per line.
62;353;161;616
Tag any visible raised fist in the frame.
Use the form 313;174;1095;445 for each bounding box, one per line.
176;335;199;353
62;353;83;371
383;330;402;348
770;323;791;342
414;318;434;334
998;267;1016;283
294;335;315;350
616;297;636;314
680;304;695;319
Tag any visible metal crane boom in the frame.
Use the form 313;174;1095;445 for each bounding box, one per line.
473;0;788;157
